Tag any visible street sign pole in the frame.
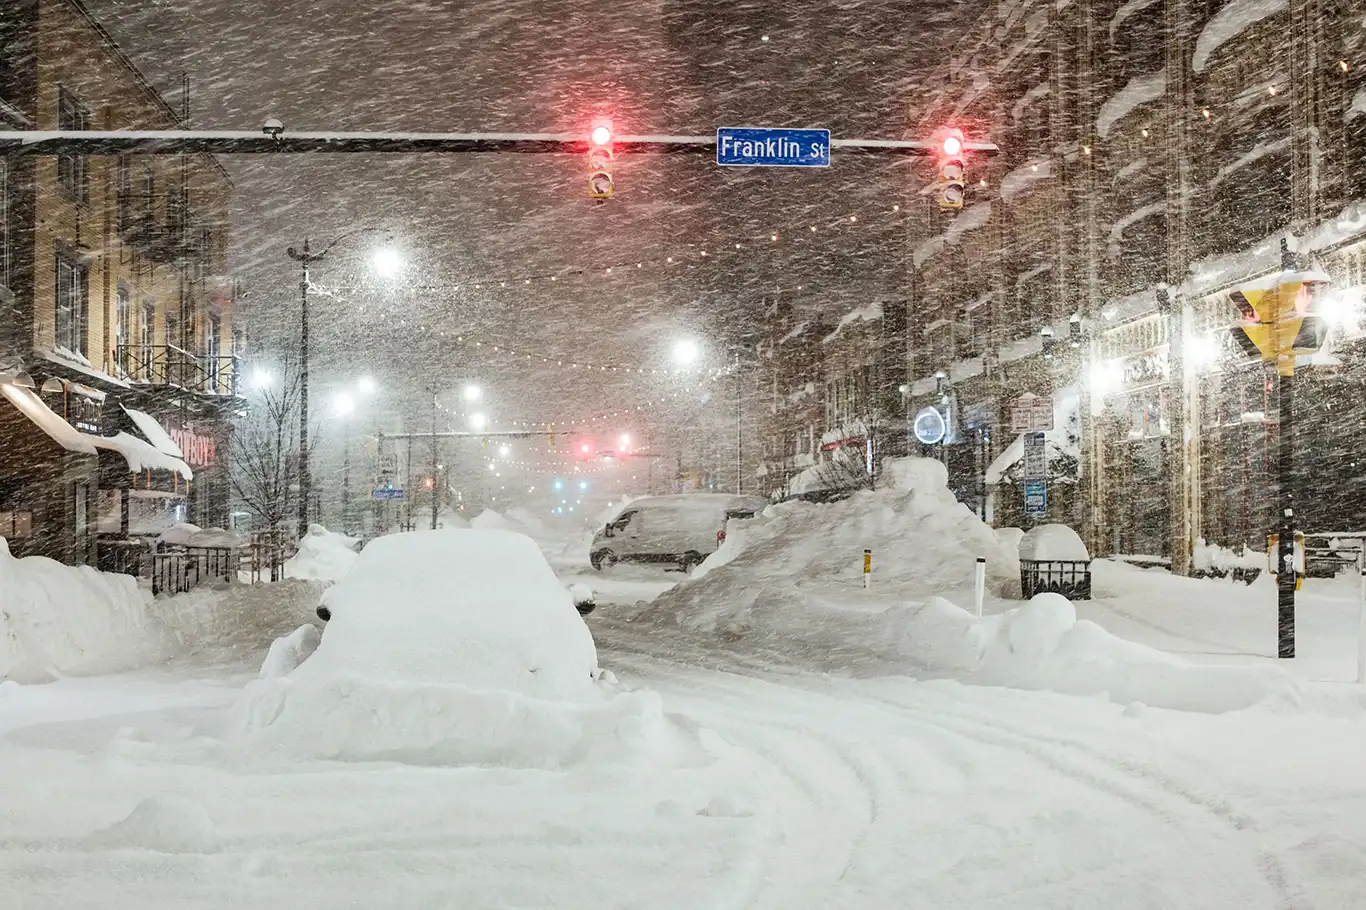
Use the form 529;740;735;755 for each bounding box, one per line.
1278;361;1295;658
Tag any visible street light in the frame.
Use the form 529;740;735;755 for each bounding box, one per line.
498;443;511;457
248;368;273;391
333;392;356;416
372;247;404;279
469;412;487;430
464;384;481;402
357;375;377;395
673;338;701;366
286;226;398;532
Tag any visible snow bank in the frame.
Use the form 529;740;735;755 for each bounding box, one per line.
886;593;1297;713
283;524;359;583
1019;524;1089;561
0;539;321;681
654;457;1019;630
0;540;162;681
234;530;692;768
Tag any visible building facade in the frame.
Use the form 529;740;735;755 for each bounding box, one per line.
0;0;238;565
899;0;1366;571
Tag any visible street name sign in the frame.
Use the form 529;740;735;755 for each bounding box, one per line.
1024;479;1047;518
1023;431;1048;479
716;127;831;167
372;488;405;501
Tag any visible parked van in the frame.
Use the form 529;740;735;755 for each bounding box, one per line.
590;494;768;572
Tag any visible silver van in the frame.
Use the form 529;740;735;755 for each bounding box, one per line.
590;494;768;572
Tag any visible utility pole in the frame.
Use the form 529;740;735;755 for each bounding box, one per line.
430;389;440;530
1276;242;1298;659
735;350;743;494
341;431;351;535
285;239;316;533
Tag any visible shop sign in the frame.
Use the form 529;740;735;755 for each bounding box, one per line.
1121;347;1169;391
165;425;217;467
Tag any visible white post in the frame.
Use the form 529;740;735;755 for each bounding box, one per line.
1357;546;1365;685
863;548;871;590
974;557;986;618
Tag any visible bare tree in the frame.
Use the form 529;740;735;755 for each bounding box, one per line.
230;358;309;531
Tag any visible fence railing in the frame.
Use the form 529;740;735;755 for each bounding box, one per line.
151;545;239;596
1020;559;1093;600
110;344;239;397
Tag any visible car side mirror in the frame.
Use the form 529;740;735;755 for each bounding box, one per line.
603;523;614;538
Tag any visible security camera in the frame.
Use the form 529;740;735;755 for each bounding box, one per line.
261;117;284;138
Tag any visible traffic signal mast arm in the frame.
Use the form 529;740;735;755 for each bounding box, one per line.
0;129;1000;157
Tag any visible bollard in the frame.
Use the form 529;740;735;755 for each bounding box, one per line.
974;557;986;618
1358;549;1366;685
863;548;872;589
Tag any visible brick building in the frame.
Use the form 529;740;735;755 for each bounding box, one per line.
900;0;1366;571
0;0;238;565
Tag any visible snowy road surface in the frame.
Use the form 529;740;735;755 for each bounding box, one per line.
5;567;1366;910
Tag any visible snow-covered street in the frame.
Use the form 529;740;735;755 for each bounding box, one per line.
6;554;1366;909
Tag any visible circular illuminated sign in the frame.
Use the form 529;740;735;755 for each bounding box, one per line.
913;406;947;445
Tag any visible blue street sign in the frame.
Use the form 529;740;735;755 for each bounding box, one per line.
716;127;830;168
1023;479;1047;518
372;488;405;501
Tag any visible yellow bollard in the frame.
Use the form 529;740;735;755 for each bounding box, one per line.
863;548;872;589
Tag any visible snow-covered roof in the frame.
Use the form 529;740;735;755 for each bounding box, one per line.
123;406;185;459
38;347;130;388
823;302;884;343
1208;137;1290;188
0;382;98;455
1192;0;1288;73
1110;0;1161;39
1096;70;1166;139
91;432;194;480
1000;159;1052;202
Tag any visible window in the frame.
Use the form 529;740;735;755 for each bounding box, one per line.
207;314;222;389
115;285;130;366
116;157;132;232
165;301;180;349
57;87;89;200
0;511;34;539
55;250;88;355
74;482;89;535
137;298;155;378
166;175;185;237
0;156;9;289
141;163;155;224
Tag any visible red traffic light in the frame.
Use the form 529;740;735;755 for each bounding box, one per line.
590;124;612;146
942;134;962;157
423;477;434;489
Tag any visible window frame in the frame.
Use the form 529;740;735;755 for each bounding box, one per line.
54;246;89;356
56;86;90;202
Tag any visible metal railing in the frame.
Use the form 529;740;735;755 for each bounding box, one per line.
111;343;239;396
1020;559;1093;600
151;544;239;596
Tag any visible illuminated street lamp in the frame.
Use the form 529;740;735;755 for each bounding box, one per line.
673;338;701;365
463;384;481;402
469;412;487;430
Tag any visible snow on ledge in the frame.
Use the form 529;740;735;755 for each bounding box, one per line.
1192;0;1288;74
1110;0;1161;39
1208;137;1290;188
1000;159;1052;202
823;303;883;343
1096;70;1165;139
1348;88;1366;121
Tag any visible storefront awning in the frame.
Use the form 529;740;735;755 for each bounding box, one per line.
122;407;185;459
92;433;193;480
0;382;98;454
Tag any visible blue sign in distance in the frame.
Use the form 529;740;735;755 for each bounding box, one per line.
716;127;831;168
1023;479;1047;518
372;488;405;501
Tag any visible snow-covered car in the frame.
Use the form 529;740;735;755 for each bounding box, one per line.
314;529;591;622
590;494;768;572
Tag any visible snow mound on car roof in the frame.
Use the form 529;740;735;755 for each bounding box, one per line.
233;529;697;768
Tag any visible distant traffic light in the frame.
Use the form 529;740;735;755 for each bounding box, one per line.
588;121;614;200
423;477;434;489
937;128;966;210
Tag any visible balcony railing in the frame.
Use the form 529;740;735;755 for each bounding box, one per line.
112;344;240;397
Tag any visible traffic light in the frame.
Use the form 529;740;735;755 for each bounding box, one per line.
423;477;434;490
587;122;614;200
937;129;966;210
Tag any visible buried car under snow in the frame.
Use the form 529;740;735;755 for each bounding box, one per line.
315;528;593;621
232;528;677;768
591;493;768;572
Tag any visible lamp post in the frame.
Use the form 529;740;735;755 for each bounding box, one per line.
285;231;398;533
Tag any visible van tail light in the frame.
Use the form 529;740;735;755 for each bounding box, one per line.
717;529;727;544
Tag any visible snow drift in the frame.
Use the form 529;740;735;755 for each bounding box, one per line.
659;457;1019;630
283;524;359;583
886;593;1297;713
234;529;695;769
0;539;163;681
0;538;322;681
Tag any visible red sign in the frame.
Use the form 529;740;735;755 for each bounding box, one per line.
166;425;216;467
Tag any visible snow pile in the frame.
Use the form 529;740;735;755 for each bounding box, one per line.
654;457;1019;630
152;579;324;660
85;796;217;853
886;593;1297;712
283;524;359;583
1019;524;1089;561
158;523;242;548
234;530;691;769
1192;538;1263;573
258;624;321;679
0;540;168;682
